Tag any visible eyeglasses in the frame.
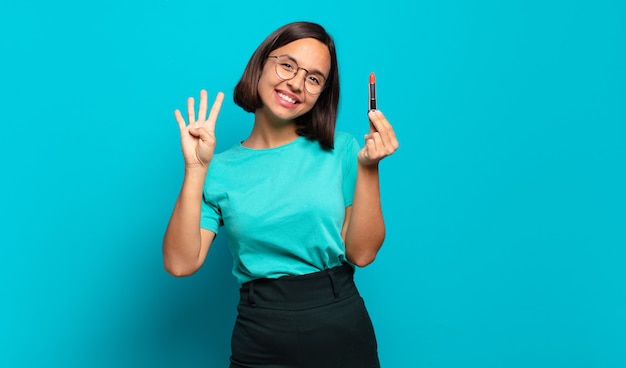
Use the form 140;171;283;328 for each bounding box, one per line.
267;55;327;95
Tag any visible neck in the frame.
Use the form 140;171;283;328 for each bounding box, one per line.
242;111;299;149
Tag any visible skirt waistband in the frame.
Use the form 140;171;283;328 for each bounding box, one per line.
239;264;357;311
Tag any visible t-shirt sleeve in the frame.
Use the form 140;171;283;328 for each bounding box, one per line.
200;190;222;234
342;134;361;207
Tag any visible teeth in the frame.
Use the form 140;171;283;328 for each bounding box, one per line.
278;92;298;104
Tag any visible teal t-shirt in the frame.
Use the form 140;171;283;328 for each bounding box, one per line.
200;131;360;284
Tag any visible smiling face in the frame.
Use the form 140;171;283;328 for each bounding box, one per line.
256;38;331;124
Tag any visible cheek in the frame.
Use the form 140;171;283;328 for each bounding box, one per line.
257;73;269;90
259;65;277;86
256;76;273;103
257;74;281;102
304;94;321;109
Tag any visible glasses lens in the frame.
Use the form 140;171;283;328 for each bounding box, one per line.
274;57;297;80
304;74;326;95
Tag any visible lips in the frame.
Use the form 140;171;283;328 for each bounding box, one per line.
275;90;301;106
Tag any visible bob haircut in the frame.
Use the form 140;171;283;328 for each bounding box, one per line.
233;21;339;150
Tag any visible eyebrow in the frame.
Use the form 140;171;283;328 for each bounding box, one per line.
280;54;328;80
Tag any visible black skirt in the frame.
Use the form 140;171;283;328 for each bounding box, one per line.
229;264;380;368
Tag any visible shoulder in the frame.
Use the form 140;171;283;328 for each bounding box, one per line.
333;131;360;154
205;144;246;181
334;131;359;149
212;143;244;163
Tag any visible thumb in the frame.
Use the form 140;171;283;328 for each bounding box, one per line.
188;127;207;138
188;127;215;146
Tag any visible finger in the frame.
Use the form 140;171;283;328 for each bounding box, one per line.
189;127;216;147
368;121;375;135
369;110;399;152
363;133;377;151
382;121;399;153
188;126;207;139
370;132;384;157
197;90;208;122
206;92;225;133
363;136;376;162
187;97;196;123
174;109;186;130
368;110;390;135
376;110;398;149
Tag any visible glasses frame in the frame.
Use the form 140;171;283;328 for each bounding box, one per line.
267;55;327;95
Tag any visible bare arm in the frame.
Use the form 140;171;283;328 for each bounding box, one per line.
163;168;216;276
162;90;224;277
343;110;399;267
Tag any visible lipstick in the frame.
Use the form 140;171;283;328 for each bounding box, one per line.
368;72;377;111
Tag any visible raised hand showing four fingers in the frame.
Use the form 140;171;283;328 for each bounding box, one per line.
358;110;399;167
174;90;224;169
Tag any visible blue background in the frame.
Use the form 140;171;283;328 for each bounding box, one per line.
1;0;625;367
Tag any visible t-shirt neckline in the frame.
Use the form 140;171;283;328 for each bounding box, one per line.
238;136;305;152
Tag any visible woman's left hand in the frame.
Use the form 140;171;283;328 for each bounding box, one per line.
358;110;399;167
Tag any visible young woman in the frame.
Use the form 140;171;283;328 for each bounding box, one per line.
163;21;398;368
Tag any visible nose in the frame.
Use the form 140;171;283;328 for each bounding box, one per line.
287;69;307;92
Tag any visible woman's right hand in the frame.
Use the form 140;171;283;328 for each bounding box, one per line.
174;90;225;169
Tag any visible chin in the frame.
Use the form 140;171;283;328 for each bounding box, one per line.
270;105;310;122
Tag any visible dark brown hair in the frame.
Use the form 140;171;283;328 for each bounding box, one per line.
233;22;339;150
